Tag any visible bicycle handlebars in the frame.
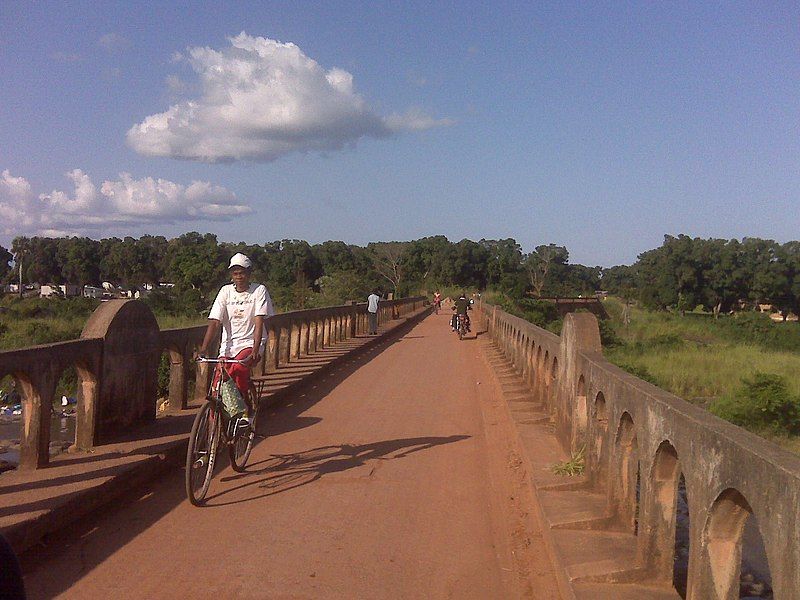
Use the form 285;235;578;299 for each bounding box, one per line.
195;357;249;365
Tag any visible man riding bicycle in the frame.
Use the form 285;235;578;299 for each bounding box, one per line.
451;292;471;333
197;253;275;428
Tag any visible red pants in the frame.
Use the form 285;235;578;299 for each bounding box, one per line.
212;347;252;397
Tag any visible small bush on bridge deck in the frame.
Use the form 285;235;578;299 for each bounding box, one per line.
551;447;585;476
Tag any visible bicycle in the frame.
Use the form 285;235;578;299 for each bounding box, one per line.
185;357;259;506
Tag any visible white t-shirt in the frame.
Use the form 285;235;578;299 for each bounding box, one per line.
208;283;275;356
367;293;380;313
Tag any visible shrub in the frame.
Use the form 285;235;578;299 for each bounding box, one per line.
517;298;560;328
711;372;800;434
598;319;621;347
23;320;84;345
614;361;658;385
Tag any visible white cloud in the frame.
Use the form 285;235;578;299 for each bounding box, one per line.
127;32;451;163
385;108;455;132
98;33;130;52
0;169;251;236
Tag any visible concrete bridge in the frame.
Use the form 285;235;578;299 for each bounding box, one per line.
1;297;798;599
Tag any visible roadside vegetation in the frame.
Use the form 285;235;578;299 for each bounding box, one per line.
2;231;800;451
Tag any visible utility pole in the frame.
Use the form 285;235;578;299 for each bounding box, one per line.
17;253;22;298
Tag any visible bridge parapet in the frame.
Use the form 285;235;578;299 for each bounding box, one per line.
477;299;800;599
0;296;424;472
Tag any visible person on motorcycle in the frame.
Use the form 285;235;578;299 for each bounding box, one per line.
451;292;471;332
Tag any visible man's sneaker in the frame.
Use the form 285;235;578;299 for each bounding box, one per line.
236;416;251;433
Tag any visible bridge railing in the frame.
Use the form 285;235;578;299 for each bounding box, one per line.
0;296;425;471
477;299;800;599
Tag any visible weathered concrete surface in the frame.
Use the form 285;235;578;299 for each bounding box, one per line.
483;342;680;599
1;306;428;556
20;311;560;600
82;300;162;442
479;300;800;599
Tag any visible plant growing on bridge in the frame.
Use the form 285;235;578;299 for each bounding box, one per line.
550;446;585;476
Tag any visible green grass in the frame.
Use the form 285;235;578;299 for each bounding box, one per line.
602;297;800;447
551;447;585;476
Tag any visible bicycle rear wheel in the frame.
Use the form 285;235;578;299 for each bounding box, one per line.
186;402;220;505
229;383;258;472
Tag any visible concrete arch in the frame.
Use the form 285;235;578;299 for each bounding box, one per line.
590;391;608;485
701;488;763;600
548;356;558;413
59;358;99;450
535;346;544;404
611;411;639;531
644;440;683;584
573;374;588;452
525;338;537;389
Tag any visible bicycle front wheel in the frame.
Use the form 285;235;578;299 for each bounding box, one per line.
229;383;258;472
186;402;220;506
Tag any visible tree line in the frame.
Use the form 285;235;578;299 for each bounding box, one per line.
603;235;800;318
1;233;798;317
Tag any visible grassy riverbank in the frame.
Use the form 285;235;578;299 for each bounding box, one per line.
602;298;800;452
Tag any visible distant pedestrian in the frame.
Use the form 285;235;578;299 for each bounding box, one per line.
367;289;380;335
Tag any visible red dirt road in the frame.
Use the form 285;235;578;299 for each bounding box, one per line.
22;312;560;599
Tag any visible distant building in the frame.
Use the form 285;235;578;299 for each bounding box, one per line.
41;284;80;298
83;285;104;299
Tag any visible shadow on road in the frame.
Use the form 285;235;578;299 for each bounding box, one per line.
207;435;470;506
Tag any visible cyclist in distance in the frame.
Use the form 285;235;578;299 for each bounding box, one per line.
197;253;275;427
451;292;471;332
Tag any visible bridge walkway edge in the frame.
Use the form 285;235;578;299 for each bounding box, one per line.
479;342;681;600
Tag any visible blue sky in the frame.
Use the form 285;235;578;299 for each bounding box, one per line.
1;1;797;266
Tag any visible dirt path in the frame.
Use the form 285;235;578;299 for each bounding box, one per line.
21;312;560;600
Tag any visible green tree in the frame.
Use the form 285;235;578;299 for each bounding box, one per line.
0;245;12;282
524;244;568;297
165;232;225;294
57;237;101;287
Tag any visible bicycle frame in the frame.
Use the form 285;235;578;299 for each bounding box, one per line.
197;357;250;443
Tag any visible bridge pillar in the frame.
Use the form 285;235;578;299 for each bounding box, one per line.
18;370;57;469
167;348;189;411
279;326;290;365
556;312;602;454
81;300;161;443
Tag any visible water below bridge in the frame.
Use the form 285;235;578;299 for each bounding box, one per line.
20;312;560;599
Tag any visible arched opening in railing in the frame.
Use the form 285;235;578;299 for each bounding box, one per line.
590;391;608;485
2;370;37;469
535;346;544;404
703;488;773;600
0;373;23;471
525;338;534;387
157;350;175;413
649;441;683;586
613;412;639;532
573;374;588;452
52;365;81;454
543;351;550;407
549;357;558;413
674;473;690;598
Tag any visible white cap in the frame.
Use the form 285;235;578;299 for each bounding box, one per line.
228;253;252;269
